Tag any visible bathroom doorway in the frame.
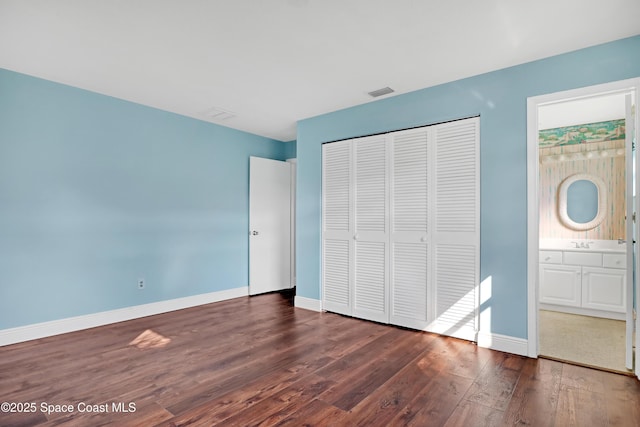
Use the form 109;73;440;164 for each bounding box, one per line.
526;78;640;377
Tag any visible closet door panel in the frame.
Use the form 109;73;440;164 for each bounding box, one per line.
322;141;353;315
323;240;351;312
432;244;477;336
390;129;430;329
431;118;480;341
391;243;428;328
353;135;389;322
355;135;387;236
354;241;387;322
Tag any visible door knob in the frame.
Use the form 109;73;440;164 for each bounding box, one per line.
251;230;259;236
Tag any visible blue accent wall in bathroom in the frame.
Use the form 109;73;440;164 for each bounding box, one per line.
0;68;288;329
296;35;640;339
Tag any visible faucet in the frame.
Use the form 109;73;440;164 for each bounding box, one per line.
572;241;592;249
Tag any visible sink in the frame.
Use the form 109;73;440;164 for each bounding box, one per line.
539;238;626;253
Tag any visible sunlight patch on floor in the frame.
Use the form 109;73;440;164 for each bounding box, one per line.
129;329;171;349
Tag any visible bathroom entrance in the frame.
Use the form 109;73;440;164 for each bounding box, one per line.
527;78;640;377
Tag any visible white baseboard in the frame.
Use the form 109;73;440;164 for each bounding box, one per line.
294;296;322;312
0;286;249;347
477;331;529;356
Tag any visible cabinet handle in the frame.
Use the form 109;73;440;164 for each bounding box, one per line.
545;256;551;261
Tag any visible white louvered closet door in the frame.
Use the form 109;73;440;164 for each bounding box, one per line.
352;135;389;323
389;128;430;329
322;140;352;315
431;117;480;341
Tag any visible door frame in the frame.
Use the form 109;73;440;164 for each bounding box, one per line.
287;158;297;289
526;77;640;377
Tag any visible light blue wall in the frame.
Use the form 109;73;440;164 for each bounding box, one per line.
283;140;297;159
296;35;640;339
0;69;288;329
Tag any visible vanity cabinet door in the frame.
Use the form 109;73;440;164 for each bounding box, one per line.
539;264;581;307
582;267;626;313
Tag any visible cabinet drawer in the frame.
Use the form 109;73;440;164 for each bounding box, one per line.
540;250;562;264
563;251;602;267
603;253;626;269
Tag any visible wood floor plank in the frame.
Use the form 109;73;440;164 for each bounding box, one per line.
436;338;496;379
443;400;505;427
601;373;640;427
501;357;562;426
39;402;173;427
560;362;609;393
389;372;473;426
271;398;348;427
461;351;526;411
0;291;638;426
158;356;335;426
216;373;336;427
344;356;440;426
319;331;435;411
555;384;609;426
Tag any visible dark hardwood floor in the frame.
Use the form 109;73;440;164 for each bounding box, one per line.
1;291;639;426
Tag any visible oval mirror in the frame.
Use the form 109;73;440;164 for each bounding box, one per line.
558;173;606;230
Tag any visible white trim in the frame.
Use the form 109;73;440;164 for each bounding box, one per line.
294;296;322;312
527;77;640;363
527;95;540;358
0;286;249;347
477;332;529;356
287;158;297;288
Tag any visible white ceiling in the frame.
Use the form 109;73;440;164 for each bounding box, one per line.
539;93;631;130
1;1;639;142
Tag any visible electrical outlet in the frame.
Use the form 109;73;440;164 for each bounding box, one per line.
138;279;145;289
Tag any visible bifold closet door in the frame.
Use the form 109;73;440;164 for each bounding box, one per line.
322;136;389;322
322;117;479;341
322;140;352;316
352;135;389;323
430;118;480;341
389;128;430;329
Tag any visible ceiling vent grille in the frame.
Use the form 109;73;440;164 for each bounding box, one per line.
203;107;236;121
368;87;394;98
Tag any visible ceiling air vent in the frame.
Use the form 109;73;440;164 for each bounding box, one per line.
368;87;394;98
203;107;236;121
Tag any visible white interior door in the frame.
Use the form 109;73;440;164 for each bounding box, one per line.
625;93;634;370
628;93;639;375
635;98;640;379
249;156;291;295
